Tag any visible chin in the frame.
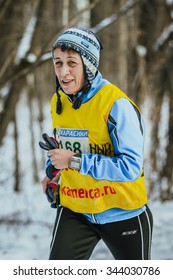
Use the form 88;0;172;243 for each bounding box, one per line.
63;90;74;95
63;88;77;95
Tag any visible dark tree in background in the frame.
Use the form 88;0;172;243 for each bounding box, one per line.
0;0;173;200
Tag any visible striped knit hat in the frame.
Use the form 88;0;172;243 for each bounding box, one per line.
52;27;103;82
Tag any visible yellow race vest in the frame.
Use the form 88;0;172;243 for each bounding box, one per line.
51;84;148;213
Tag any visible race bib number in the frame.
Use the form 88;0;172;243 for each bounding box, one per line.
55;127;89;153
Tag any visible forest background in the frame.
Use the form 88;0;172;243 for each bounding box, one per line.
0;0;173;260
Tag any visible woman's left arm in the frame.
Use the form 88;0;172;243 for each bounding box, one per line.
79;98;145;182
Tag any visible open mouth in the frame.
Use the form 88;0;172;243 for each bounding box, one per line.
62;79;74;86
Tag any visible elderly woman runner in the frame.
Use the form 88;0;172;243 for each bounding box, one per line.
41;27;153;260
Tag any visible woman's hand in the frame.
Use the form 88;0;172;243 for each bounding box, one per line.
41;176;51;193
41;172;61;193
47;149;75;170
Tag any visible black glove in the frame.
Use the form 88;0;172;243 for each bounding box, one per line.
45;164;59;180
39;133;60;208
39;133;59;150
46;182;60;208
39;133;61;179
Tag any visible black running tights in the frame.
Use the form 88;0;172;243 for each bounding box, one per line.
49;205;153;260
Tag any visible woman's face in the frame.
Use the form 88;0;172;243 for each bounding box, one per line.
53;48;86;95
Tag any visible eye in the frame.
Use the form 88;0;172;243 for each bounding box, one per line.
55;61;62;67
68;60;77;67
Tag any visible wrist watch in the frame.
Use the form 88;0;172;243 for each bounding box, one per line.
68;153;82;171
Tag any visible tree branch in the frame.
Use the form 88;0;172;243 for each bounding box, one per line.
0;0;101;89
91;0;143;33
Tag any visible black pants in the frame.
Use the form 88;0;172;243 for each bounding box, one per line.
49;205;153;260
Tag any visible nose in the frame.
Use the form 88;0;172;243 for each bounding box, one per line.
61;64;70;76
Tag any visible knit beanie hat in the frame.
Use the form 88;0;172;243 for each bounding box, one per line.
52;27;103;82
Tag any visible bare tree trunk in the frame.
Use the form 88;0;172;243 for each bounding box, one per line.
27;74;39;183
14;117;20;192
0;81;24;145
160;57;173;200
90;0;122;85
